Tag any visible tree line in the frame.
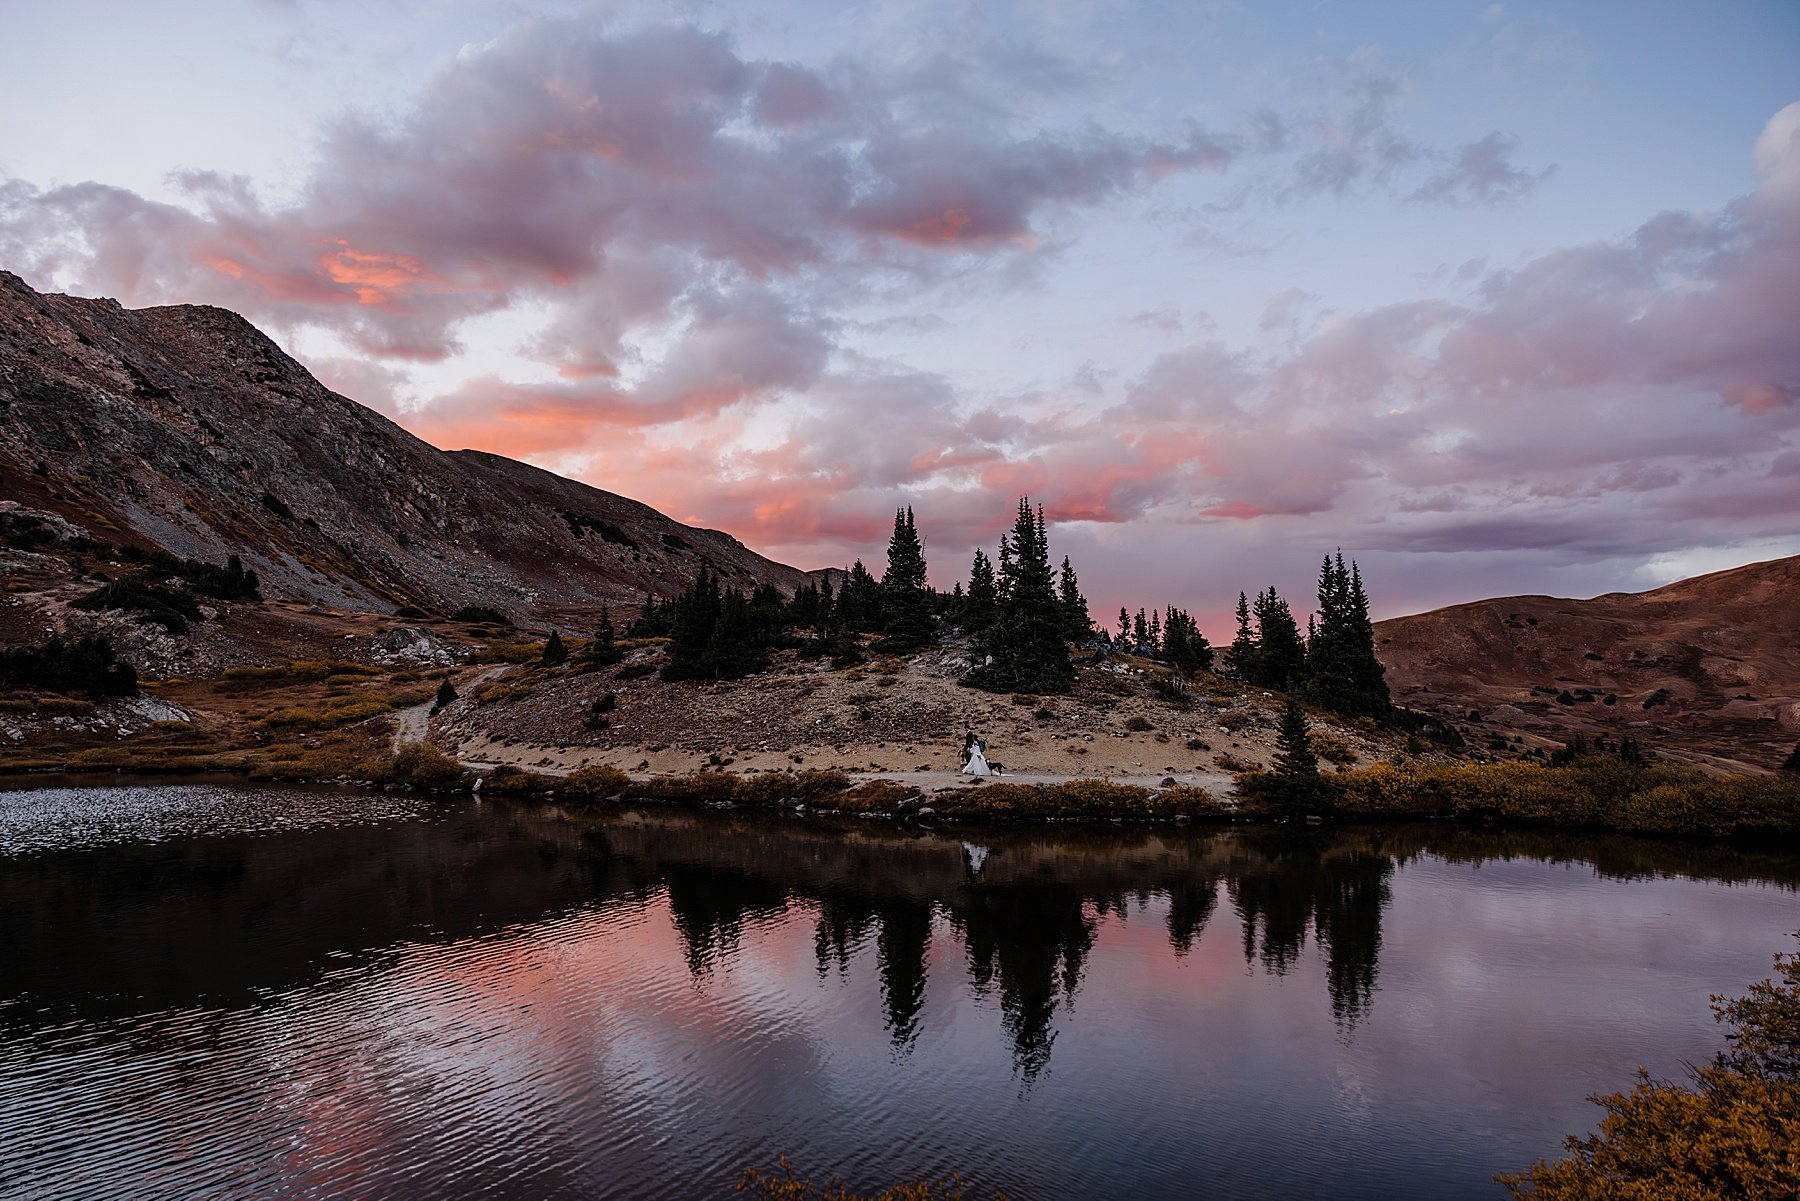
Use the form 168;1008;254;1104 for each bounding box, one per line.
586;498;1394;724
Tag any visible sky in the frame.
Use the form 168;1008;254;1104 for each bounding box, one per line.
2;0;1797;633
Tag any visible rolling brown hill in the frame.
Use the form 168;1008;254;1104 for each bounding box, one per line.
1376;556;1800;772
0;271;805;619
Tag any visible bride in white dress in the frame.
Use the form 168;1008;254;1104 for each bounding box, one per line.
962;740;993;776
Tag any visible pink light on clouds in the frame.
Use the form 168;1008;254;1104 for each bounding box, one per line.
1;7;1795;621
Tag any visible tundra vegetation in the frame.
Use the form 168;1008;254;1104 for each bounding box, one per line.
1499;937;1800;1199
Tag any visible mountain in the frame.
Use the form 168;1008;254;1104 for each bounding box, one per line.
0;271;805;619
1375;556;1800;772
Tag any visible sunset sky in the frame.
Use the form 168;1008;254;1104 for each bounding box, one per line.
3;0;1796;630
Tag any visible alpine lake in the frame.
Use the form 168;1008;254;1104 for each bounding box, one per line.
2;780;1796;1200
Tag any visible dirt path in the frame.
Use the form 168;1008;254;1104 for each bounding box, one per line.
392;666;507;752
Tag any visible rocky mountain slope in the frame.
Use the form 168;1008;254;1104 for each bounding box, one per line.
1376;556;1800;772
0;271;804;619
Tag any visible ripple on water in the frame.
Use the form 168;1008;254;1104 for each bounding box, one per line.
0;784;431;857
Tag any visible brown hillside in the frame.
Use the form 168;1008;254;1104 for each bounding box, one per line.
1376;556;1800;772
0;271;804;619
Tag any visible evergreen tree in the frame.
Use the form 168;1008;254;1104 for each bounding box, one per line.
1269;694;1330;818
1133;608;1149;650
788;582;823;631
699;588;768;678
837;560;882;634
1224;592;1258;680
432;677;458;711
964;498;1074;693
1057;556;1092;644
540;630;567;667
964;548;999;636
879;507;934;650
1148;609;1162;654
662;566;722;680
1344;560;1392;718
1161;606;1214;675
1117;606;1131;643
1303;553;1357;712
1252;587;1306;689
1782;742;1800;774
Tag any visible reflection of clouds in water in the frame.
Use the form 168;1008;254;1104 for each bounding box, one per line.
4;797;1799;1200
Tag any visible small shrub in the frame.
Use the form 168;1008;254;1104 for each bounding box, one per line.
1034;707;1055;721
616;661;658;679
482;766;558;796
1309;730;1358;766
0;635;138;697
1124;715;1153;732
562;764;631;798
378;742;468;790
836;779;923;812
1215;752;1258;773
1185;738;1211;752
72;579;201;633
473;682;531;705
38;697;98;717
453;605;512;625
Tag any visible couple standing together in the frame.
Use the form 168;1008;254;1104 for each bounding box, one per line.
960;728;993;776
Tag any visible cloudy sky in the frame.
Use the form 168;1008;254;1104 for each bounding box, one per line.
3;0;1796;631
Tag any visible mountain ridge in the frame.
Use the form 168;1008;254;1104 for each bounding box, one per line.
1375;554;1800;772
0;270;806;620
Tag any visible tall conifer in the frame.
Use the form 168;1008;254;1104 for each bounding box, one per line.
964;498;1073;693
879;507;934;650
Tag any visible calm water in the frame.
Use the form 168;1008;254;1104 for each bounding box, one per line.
1;785;1796;1200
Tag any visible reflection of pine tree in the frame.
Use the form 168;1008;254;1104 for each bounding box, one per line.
1228;833;1395;1031
1314;850;1394;1027
877;898;934;1049
953;882;1094;1079
1230;863;1313;976
814;893;879;977
662;863;787;980
1165;875;1221;956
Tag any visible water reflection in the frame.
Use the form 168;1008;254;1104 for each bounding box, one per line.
3;786;1799;1201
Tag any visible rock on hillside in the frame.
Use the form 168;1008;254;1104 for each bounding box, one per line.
1376;555;1800;772
0;271;805;619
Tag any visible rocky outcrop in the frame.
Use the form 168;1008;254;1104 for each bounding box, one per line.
0;271;804;619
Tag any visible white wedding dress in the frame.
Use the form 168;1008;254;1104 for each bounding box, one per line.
962;745;993;776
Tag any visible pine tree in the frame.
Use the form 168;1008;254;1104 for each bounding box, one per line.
1057;556;1092;644
1344;560;1392;719
1162;607;1213;675
432;678;458;711
1117;606;1131;643
837;560;882;634
964;548;998;636
1133;608;1149;650
1252;588;1306;689
879;507;934;650
580;611;622;665
1148;609;1162;655
1269;694;1330;818
699;588;768;679
1224;592;1258;680
964;498;1074;693
1781;742;1800;775
540;630;567;667
662;566;722;680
